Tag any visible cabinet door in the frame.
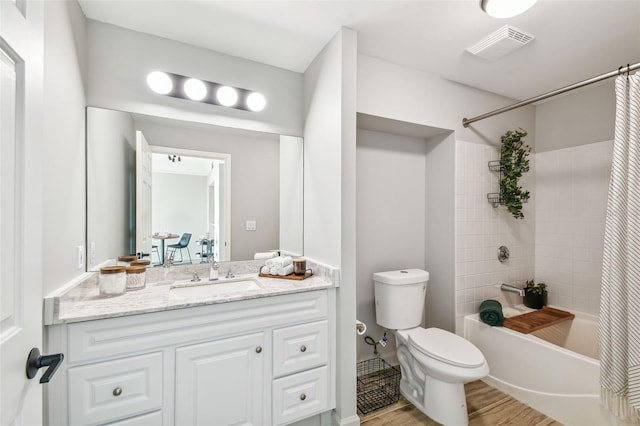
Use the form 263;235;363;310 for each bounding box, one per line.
175;333;265;426
68;352;163;425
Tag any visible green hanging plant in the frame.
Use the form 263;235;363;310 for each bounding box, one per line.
500;129;531;219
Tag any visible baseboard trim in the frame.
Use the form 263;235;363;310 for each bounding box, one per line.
331;412;360;426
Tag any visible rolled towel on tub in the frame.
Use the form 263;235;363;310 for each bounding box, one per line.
479;299;504;326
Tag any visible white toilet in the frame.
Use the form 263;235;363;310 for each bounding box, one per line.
373;269;489;426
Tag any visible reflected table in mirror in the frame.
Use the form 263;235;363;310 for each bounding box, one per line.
152;233;179;265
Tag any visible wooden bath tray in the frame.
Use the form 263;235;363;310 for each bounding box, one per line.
503;306;574;334
259;270;313;281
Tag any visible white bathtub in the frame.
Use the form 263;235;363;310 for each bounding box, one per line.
464;307;628;425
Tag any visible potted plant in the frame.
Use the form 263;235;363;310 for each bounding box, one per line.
500;129;531;219
523;280;547;309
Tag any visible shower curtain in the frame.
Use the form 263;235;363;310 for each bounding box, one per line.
600;72;640;421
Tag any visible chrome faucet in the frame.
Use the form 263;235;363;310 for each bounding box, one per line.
500;283;525;297
191;271;201;282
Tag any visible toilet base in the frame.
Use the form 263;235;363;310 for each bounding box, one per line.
400;377;469;426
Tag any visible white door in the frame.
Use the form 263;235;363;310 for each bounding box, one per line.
135;131;152;259
0;0;45;425
175;332;266;425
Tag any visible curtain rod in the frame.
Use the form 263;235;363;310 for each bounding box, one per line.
462;62;640;128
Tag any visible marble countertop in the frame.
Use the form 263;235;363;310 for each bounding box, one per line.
45;260;338;325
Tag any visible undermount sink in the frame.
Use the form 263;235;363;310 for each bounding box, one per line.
169;278;263;299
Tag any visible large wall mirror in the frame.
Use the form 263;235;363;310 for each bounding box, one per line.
86;107;303;271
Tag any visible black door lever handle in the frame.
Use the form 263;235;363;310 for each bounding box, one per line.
26;348;64;384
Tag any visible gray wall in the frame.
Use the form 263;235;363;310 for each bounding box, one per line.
535;80;615;152
134;120;280;261
355;128;428;362
86;108;136;268
424;132;456;332
43;0;87;294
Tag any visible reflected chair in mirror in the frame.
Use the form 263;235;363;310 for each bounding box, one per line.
166;233;192;264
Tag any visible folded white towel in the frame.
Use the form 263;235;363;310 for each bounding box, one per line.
260;265;270;274
278;264;294;276
270;266;279;275
269;256;293;269
255;252;277;260
265;256;282;267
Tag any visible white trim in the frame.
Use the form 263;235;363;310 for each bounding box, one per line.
331;412;360;426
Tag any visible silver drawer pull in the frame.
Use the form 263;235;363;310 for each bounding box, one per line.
255;346;262;354
300;393;306;401
300;345;307;353
113;387;122;397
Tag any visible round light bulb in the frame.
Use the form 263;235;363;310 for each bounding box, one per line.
246;92;266;112
480;0;538;18
183;78;207;101
216;86;238;107
147;71;173;95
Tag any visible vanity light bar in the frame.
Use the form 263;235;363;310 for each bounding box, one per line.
146;71;266;112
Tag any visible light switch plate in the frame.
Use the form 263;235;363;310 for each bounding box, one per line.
90;241;96;264
77;245;84;269
246;220;257;231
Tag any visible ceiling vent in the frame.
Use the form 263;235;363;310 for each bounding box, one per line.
466;25;535;61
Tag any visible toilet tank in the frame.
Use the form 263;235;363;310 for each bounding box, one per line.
374;269;429;330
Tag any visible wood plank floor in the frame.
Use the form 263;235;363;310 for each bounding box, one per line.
359;380;562;426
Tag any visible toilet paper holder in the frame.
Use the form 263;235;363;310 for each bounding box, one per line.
356;320;367;335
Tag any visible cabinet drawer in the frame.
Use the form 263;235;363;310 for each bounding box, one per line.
68;352;163;425
102;410;163;425
272;366;329;425
273;320;329;377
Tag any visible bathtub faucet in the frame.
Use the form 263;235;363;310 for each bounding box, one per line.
501;283;525;297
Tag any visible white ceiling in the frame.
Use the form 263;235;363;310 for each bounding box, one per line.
78;0;640;101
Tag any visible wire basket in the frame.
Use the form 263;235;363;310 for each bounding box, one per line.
356;357;401;415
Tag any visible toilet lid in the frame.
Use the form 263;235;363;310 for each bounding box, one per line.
407;328;485;368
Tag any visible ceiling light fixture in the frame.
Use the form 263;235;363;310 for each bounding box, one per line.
216;86;238;107
145;71;265;112
479;0;538;18
246;92;267;112
147;71;173;95
184;78;207;101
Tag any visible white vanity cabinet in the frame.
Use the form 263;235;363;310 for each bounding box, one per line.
45;289;335;426
174;332;266;425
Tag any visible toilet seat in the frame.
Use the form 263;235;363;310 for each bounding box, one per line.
402;327;485;368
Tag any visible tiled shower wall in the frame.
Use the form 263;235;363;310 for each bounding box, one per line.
534;140;613;315
454;140;535;334
455;139;614;333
